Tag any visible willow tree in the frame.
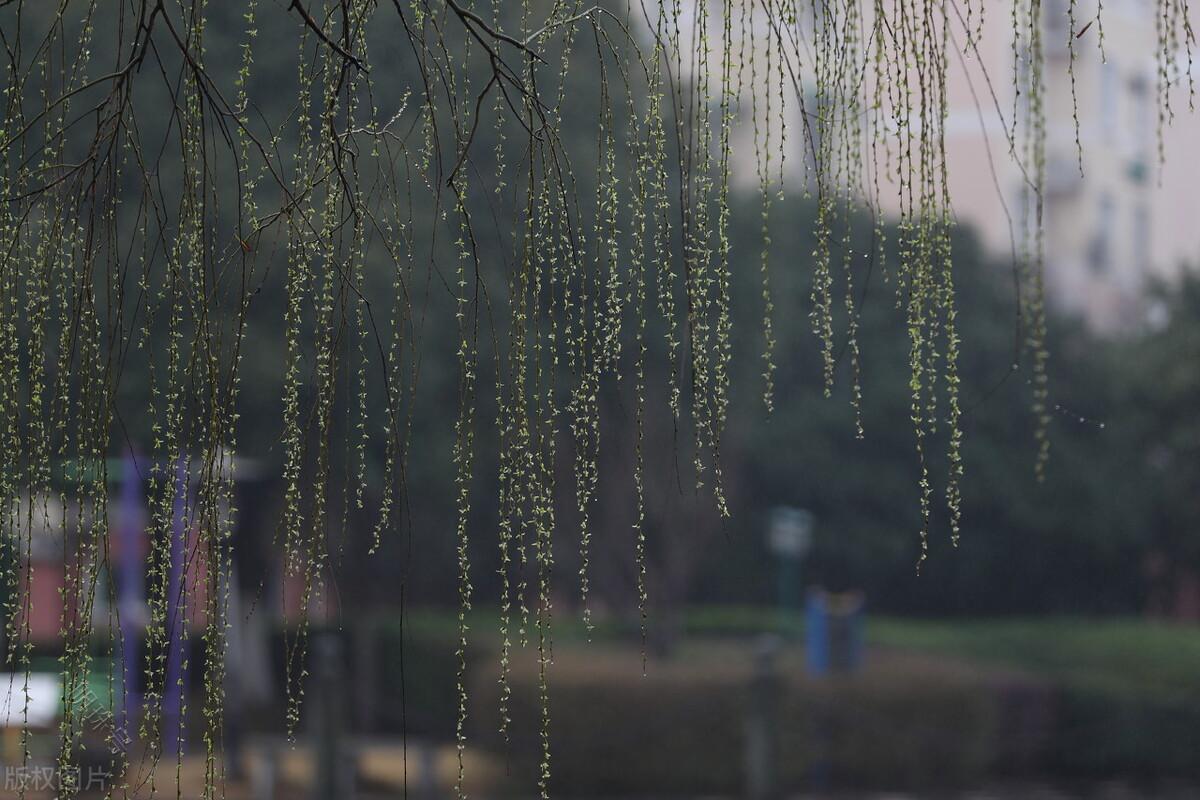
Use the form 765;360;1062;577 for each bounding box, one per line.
0;0;1193;797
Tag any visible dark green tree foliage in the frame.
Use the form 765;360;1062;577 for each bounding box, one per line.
1121;274;1200;597
699;205;1150;616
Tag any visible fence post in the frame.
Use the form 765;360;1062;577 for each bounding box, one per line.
312;632;349;800
746;634;782;800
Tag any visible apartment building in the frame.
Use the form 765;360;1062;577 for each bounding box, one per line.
697;0;1200;331
940;0;1200;331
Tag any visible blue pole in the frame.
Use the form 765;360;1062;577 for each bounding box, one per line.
805;591;828;676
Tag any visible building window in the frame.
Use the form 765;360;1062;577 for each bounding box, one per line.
1089;194;1115;274
1129;73;1151;164
1100;59;1119;144
1133;203;1150;275
1046;0;1068;34
1045;0;1069;55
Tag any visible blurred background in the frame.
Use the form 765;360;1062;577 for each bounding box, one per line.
3;0;1200;798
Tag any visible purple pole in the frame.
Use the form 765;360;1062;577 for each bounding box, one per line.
116;450;146;747
163;454;188;757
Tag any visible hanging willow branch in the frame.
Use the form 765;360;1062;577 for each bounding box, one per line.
0;0;1193;796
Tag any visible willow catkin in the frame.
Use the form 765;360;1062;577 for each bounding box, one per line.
1016;0;1052;482
744;0;777;413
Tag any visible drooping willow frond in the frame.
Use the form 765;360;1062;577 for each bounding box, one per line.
0;0;1191;795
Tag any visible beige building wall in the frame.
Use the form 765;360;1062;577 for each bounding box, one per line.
937;0;1200;332
677;0;1200;332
